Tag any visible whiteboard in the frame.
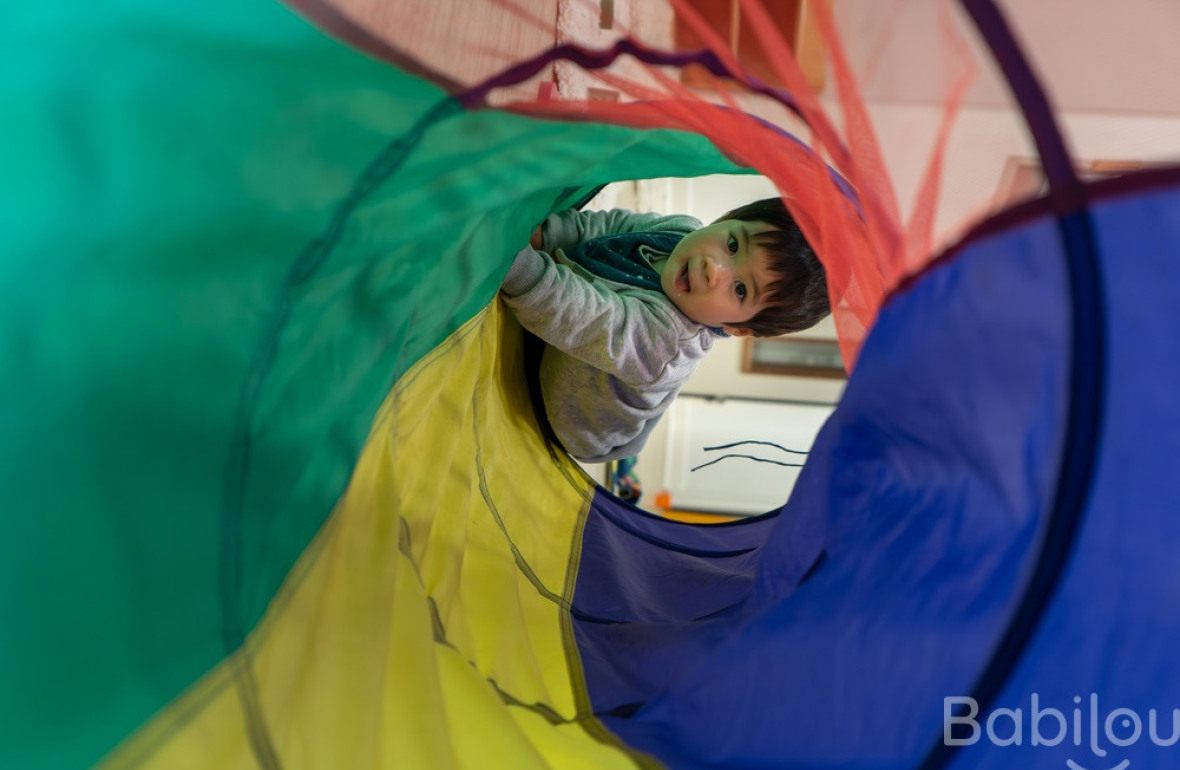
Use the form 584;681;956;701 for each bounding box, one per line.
662;395;835;516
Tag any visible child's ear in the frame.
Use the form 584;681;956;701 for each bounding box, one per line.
722;325;754;337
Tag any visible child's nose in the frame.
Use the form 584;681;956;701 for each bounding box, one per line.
704;256;727;288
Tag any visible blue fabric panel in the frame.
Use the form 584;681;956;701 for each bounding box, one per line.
573;491;808;715
936;183;1180;769
581;206;1076;767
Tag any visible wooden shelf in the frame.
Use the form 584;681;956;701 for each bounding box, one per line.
675;0;827;92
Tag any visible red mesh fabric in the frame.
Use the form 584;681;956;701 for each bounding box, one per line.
288;0;1180;368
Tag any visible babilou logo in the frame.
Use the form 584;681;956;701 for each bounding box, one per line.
945;694;1180;769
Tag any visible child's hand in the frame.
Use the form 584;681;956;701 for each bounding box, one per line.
529;224;544;250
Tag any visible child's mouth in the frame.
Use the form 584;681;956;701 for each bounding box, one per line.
676;264;691;293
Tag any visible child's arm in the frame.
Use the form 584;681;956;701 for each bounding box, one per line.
535;209;700;253
501;246;687;388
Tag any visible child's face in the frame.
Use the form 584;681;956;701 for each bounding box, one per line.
658;219;777;335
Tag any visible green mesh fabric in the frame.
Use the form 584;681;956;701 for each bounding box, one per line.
0;2;750;767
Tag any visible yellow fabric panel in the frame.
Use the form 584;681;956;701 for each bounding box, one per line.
104;301;646;769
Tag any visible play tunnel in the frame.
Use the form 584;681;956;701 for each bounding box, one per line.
4;1;1180;768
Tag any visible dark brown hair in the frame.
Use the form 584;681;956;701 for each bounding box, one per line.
715;197;830;336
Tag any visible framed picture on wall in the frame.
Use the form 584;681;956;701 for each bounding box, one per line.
992;156;1159;209
741;335;845;379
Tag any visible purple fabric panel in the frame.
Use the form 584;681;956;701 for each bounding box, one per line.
571;489;823;714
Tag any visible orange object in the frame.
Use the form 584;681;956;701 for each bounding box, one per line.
660;509;744;525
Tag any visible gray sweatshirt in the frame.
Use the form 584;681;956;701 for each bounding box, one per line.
500;209;716;463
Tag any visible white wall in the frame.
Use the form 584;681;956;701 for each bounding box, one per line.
836;0;1180;117
871;104;1180;247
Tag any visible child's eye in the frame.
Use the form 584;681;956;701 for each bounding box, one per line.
727;235;739;254
735;281;747;301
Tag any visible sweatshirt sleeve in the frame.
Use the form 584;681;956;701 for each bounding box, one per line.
539;208;700;252
500;246;689;388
